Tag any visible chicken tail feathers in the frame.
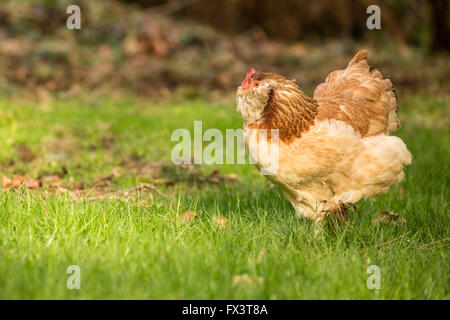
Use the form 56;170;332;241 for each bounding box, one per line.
314;50;401;136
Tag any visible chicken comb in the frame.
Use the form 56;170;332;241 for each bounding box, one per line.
241;68;256;89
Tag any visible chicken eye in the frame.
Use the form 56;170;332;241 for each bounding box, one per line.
254;82;260;87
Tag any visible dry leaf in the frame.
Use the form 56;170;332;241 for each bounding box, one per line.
24;176;40;188
111;167;121;177
2;176;13;188
208;170;239;184
376;210;406;225
137;182;160;195
257;249;265;263
212;216;228;229
11;176;24;188
232;274;264;286
182;210;198;223
2;175;23;188
41;174;61;188
2;175;39;189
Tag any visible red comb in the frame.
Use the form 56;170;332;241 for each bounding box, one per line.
241;68;256;89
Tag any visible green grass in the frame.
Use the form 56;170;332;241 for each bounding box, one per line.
0;93;448;299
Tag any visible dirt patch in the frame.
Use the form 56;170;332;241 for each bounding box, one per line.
1;161;238;200
119;157;239;186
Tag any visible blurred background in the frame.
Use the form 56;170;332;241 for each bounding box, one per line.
0;0;448;100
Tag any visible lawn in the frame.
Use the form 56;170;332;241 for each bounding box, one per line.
0;93;448;299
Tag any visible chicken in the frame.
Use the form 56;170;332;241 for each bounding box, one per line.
236;50;412;224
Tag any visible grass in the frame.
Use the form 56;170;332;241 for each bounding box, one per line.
0;93;448;299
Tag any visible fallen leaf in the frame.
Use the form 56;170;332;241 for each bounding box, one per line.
232;274;264;286
41;174;61;187
208;170;239;184
111;167;121;177
137;182;161;195
376;210;406;225
2;176;13;188
11;176;24;188
212;216;228;229
182;210;198;223
2;175;23;188
24;176;40;188
2;175;39;189
257;249;265;263
226;173;238;181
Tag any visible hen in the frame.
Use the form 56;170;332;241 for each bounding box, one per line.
236;50;412;224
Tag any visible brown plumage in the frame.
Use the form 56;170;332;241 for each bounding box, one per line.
247;72;318;143
236;50;412;225
314;50;401;137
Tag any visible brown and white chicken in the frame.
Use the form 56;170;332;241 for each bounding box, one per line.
236;50;412;224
